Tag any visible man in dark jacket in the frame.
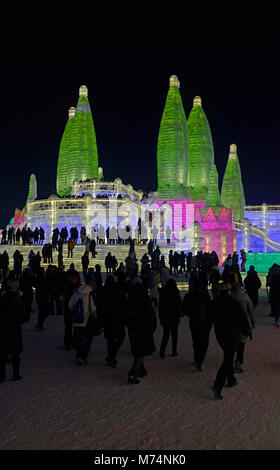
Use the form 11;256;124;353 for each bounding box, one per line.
209;282;251;400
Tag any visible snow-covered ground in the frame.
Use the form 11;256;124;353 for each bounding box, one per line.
1;289;279;450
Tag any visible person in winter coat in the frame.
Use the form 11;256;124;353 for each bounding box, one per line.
244;265;261;308
231;282;255;373
125;281;157;384
158;278;182;358
209;282;251;400
97;276;126;368
0;280;25;382
68;277;96;365
183;277;212;371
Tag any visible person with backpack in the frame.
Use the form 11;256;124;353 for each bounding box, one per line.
68;276;97;365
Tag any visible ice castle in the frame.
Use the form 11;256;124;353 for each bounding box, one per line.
7;77;280;265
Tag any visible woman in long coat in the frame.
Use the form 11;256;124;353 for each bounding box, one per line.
158;278;182;358
125;281;157;384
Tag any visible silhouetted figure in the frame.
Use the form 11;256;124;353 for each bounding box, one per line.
67;238;75;258
125;282;157;384
158;279;182;358
209;282;251;400
1;228;7;244
63;270;80;350
39;227;45;245
82;251;89;280
35;268;49;330
13;250;23;276
68;277;96;365
267;265;280;318
20;269;34;321
97;276;126;368
183;272;212;371
244;265;261;308
89;238;96;258
231;282;255;373
0;280;25;383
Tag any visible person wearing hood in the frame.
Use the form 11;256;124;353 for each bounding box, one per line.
231;282;255;373
68;277;96;365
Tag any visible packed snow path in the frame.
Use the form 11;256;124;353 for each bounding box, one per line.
1;290;280;450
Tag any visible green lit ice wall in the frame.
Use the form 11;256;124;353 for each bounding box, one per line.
205;164;222;208
56;107;76;196
157;75;190;200
187;96;215;202
221;144;246;221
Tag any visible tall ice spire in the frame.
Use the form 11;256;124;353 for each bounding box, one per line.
205;164;222;208
67;85;100;190
24;174;37;210
157;75;190;200
187;96;215;202
221;144;246;220
56;107;76;196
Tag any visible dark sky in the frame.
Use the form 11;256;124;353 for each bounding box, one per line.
0;7;279;226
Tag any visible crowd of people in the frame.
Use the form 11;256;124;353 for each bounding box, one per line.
0;240;278;401
1;224;171;248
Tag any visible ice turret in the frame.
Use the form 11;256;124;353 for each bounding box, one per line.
187;96;215;202
157;75;190;200
56;107;76;196
205;164;222;209
221;144;246;221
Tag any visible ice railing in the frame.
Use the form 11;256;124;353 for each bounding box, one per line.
72;179;143;201
234;221;280;251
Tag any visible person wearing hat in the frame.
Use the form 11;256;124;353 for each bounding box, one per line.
209;282;251;400
0;280;25;382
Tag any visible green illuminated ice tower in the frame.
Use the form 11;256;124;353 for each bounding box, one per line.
56;106;76;196
205;164;222;209
67;85;100;191
157;75;190;200
221;144;246;221
187;96;215;202
56;85;100;197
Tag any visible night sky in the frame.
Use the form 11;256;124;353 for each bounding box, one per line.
0;7;279;227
